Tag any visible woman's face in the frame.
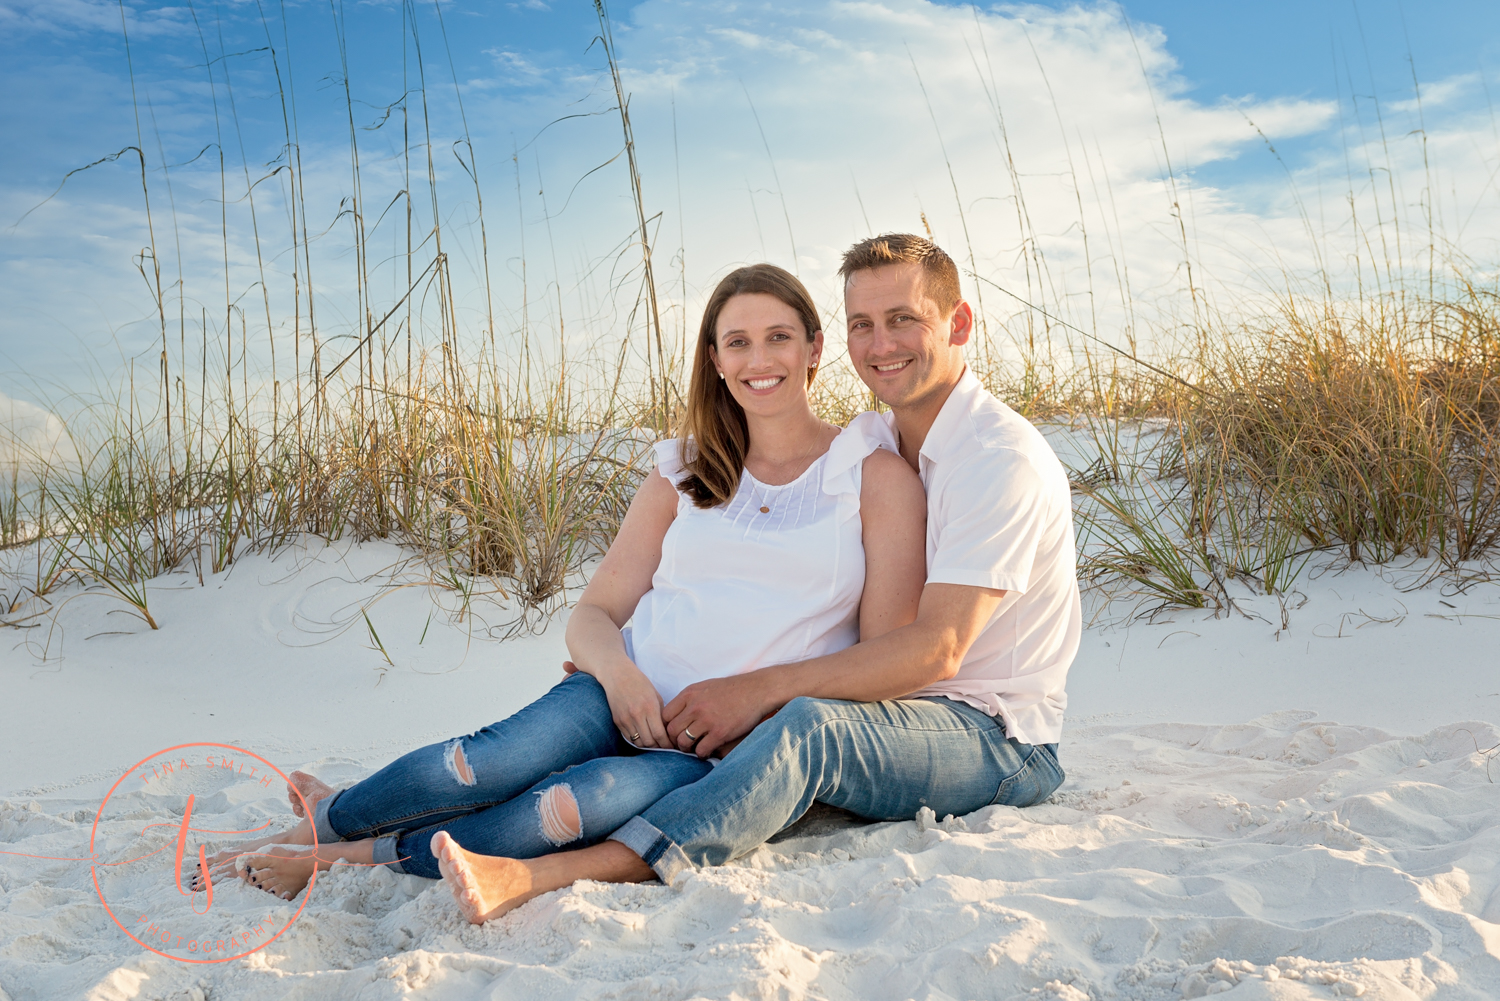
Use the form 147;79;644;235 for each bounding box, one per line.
710;293;824;416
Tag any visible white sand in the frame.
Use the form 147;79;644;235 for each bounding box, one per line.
2;537;1499;1000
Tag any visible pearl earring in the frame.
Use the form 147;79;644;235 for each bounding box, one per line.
718;372;725;380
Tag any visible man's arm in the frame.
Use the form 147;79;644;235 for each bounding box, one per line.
663;582;1005;756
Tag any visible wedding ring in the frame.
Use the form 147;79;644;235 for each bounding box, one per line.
632;732;641;742
683;728;697;741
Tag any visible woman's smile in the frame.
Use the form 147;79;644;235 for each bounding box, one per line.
743;375;786;392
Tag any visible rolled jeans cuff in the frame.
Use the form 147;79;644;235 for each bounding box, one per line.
372;834;406;873
311;793;343;846
609;816;694;886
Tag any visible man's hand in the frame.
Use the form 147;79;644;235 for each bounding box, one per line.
662;674;777;758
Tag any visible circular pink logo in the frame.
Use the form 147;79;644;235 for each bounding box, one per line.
90;743;318;964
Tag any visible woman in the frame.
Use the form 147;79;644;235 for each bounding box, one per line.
198;264;926;900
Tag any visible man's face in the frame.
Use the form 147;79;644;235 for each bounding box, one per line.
844;263;970;412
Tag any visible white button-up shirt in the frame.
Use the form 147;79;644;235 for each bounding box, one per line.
884;367;1081;745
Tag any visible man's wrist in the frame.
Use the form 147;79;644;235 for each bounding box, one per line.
754;662;803;715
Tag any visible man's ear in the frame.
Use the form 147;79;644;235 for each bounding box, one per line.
948;300;974;346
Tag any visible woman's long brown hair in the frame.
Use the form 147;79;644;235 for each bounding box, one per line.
677;264;822;509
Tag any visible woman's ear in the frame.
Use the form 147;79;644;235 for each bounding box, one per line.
808;329;825;368
708;342;721;377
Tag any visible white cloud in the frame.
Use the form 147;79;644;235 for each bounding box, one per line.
0;0;190;38
486;47;550;87
586;0;1342;347
545;0;1497;362
4;0;1497;405
1388;72;1480;113
0;392;70;468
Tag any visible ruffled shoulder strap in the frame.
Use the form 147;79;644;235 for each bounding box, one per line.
821;410;899;501
652;437;693;493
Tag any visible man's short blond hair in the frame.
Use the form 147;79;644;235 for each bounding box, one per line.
838;233;962;315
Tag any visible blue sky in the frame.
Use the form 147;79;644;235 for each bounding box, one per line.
2;0;1498;425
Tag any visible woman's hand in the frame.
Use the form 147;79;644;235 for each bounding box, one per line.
593;659;670;748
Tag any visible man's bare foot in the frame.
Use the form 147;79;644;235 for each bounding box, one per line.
288;770;337;818
190;817;317;891
433;831;540;924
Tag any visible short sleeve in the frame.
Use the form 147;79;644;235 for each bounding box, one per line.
928;447;1054;594
653;438;690;493
821;411;899;501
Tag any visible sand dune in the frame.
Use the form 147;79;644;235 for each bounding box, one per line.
2;539;1498;999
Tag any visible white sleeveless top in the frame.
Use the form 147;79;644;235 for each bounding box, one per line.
623;412;897;704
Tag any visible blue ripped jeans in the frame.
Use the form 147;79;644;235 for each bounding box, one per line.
611;695;1064;884
312;672;712;879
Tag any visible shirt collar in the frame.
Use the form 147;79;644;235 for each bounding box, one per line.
916;365;981;464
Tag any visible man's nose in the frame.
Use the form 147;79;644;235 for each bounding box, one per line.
866;322;900;356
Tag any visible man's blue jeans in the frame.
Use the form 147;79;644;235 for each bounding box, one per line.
312;672;712;878
610;695;1064;884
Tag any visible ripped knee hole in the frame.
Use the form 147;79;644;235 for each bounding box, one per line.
444;739;476;787
536;783;581;845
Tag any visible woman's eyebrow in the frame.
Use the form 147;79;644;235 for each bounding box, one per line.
722;323;798;335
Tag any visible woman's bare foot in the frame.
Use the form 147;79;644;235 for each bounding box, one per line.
240;836;377;901
433;831;540;924
287;770;336;818
191;817;317;891
241;845;324;901
189;771;335;890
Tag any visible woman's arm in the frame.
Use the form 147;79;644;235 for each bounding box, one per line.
672;447;924;759
856;447;927;641
566;466;680;747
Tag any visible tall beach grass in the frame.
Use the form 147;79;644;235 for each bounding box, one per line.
3;3;1499;641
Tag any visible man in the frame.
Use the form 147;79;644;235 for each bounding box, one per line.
433;234;1082;922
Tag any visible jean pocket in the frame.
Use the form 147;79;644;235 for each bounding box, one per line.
991;744;1065;808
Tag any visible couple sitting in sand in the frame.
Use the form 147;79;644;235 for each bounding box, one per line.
195;234;1081;923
